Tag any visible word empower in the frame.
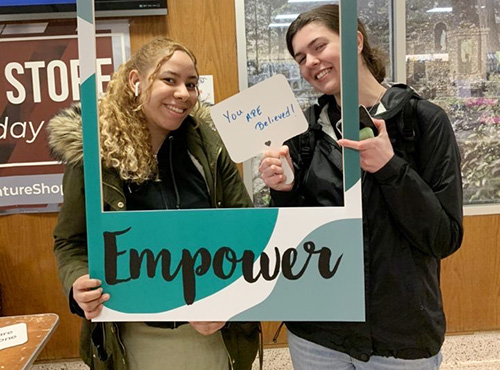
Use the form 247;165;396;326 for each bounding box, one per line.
104;228;343;305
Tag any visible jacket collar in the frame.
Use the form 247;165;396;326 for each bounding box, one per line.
46;103;215;168
313;83;419;122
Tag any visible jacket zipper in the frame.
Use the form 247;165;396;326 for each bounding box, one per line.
169;135;181;209
223;341;235;370
213;147;222;207
152;153;170;210
272;322;285;344
189;152;211;199
112;323;127;367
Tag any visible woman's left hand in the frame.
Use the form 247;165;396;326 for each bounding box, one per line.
337;118;394;173
189;321;226;336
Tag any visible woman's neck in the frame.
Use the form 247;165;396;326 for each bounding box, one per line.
332;69;386;108
358;68;386;108
150;133;169;155
146;121;170;155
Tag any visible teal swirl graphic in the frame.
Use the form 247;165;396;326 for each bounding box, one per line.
232;218;365;321
98;208;278;313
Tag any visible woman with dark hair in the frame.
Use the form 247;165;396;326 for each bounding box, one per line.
48;37;259;370
259;5;463;370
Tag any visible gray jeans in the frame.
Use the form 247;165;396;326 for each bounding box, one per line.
288;330;442;370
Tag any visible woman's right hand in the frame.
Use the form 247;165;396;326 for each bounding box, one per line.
72;274;110;320
259;145;294;192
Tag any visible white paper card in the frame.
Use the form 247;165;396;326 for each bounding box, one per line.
0;323;28;350
210;74;308;163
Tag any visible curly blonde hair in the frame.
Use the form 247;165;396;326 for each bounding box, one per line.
98;37;199;184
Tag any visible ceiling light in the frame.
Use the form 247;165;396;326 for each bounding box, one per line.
269;23;292;28
426;7;452;13
288;0;337;3
275;14;299;20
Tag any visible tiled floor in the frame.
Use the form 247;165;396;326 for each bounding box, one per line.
32;332;500;370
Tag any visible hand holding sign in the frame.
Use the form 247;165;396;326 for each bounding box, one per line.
210;74;308;184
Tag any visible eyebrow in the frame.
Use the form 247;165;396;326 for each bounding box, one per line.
294;36;322;60
162;70;199;80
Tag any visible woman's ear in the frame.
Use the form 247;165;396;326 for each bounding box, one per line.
128;70;141;96
357;31;364;54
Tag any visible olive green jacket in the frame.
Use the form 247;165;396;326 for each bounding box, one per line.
47;105;259;370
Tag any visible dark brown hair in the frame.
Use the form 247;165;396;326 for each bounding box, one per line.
285;4;386;83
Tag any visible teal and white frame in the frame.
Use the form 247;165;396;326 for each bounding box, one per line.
77;0;364;321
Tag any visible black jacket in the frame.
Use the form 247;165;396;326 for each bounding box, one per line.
272;85;464;361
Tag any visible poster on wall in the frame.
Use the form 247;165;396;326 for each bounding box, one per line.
76;0;366;321
0;21;129;214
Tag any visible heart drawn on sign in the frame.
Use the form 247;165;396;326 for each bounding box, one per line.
265;141;272;147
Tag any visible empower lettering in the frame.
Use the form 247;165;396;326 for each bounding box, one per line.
104;227;343;305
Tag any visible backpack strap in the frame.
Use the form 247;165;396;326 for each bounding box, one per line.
377;84;418;120
400;96;419;157
385;95;420;170
297;105;319;170
376;84;422;170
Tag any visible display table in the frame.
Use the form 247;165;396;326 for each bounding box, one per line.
0;313;59;370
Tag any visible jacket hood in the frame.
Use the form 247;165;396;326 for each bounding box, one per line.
376;83;420;121
46;102;214;167
46;104;84;167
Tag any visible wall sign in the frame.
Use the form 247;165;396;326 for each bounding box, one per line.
0;22;129;214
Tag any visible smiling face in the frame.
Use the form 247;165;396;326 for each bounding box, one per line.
292;22;342;98
137;50;199;141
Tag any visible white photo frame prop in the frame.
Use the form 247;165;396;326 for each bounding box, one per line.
76;0;365;321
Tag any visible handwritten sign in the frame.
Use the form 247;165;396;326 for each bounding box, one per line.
0;323;28;350
210;74;308;163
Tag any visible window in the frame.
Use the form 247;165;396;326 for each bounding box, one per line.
241;0;390;206
238;0;500;208
406;0;500;205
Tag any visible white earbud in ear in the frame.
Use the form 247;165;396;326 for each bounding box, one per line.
134;82;140;97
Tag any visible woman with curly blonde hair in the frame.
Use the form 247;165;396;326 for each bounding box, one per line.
48;37;259;370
